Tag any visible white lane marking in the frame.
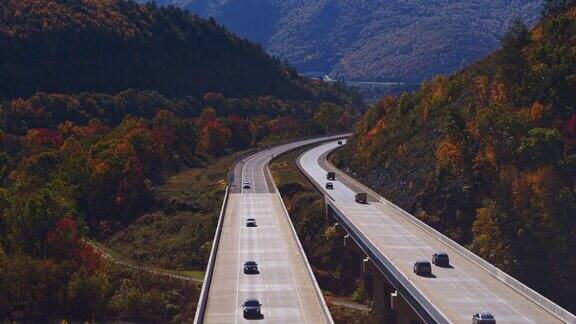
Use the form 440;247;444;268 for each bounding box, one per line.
301;141;540;323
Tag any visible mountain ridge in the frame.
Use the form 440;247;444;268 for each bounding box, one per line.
141;0;542;82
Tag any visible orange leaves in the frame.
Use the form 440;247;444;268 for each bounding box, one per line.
531;24;544;42
435;137;463;169
366;118;387;140
528;102;546;122
473;143;496;172
511;166;557;214
430;76;449;103
23;128;64;152
197;119;231;157
490;80;507;103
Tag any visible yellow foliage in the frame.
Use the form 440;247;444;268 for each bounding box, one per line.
435;137;463;168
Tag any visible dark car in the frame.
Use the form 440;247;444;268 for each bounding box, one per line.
326;171;336;180
473;312;496;324
242;298;262;318
243;182;251;189
246;218;257;227
337;140;343;145
413;260;432;276
325;182;334;190
432;252;450;267
243;261;258;274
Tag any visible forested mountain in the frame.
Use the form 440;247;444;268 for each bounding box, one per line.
334;2;576;311
141;0;542;82
0;0;360;321
0;0;349;101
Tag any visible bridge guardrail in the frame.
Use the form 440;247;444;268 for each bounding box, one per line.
378;197;576;323
193;185;230;324
194;133;349;323
320;143;576;324
273;184;334;324
325;199;449;323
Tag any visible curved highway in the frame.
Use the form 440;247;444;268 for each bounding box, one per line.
202;135;346;323
298;140;573;324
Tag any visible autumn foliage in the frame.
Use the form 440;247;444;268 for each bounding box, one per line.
335;2;576;312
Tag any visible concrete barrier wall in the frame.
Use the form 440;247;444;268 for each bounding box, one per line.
194;134;349;323
378;197;576;324
273;184;334;324
322;153;576;323
326;199;449;324
193;186;230;324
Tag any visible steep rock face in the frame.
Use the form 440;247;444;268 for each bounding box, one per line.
146;0;541;82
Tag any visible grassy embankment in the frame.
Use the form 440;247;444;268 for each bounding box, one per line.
270;149;379;323
104;153;237;277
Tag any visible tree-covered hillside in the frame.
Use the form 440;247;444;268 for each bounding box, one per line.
0;0;361;321
334;2;576;312
143;0;541;82
0;0;344;101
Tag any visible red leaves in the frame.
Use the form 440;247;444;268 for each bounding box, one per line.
564;114;576;137
46;217;103;273
23;128;64;152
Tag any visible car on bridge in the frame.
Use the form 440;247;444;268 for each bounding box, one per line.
326;171;336;180
243;182;251;189
432;252;450;267
325;182;334;190
243;261;259;274
355;192;368;204
242;298;262;318
246;218;257;227
337;140;343;145
473;312;496;323
413;260;432;276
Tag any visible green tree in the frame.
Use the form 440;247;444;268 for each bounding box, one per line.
313;102;343;132
470;200;516;273
517;127;563;166
498;18;531;105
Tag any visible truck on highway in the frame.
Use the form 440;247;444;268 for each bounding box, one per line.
326;171;336;180
355;192;367;203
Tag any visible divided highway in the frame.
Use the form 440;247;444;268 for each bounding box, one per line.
198;135;346;324
299;140;575;324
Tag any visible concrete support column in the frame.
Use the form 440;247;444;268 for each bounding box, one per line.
391;291;422;324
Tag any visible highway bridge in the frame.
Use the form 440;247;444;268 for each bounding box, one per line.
195;136;575;324
298;140;576;324
194;135;347;324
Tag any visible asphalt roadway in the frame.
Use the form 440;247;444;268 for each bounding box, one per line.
203;135;346;324
298;140;567;324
